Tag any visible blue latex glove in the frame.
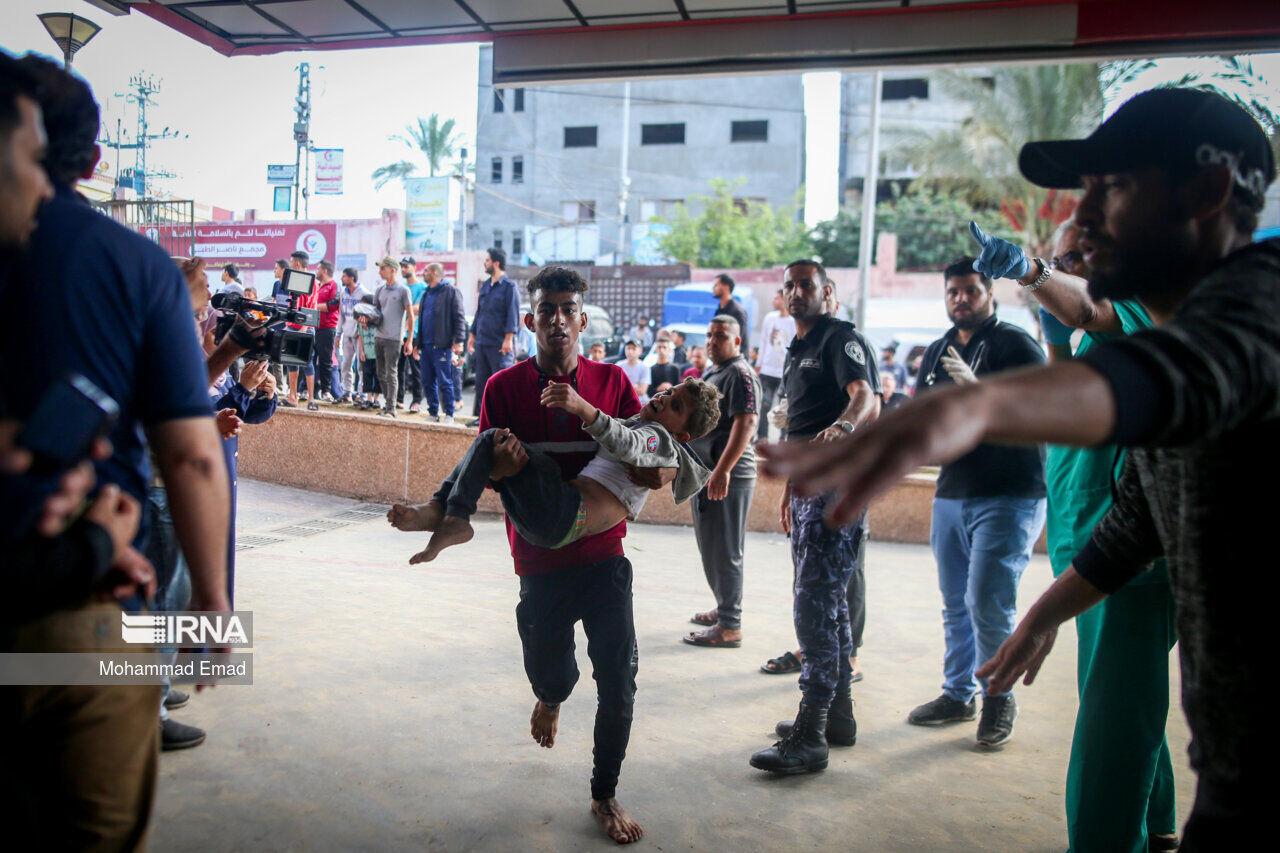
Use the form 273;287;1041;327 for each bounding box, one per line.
1038;305;1075;347
969;221;1031;280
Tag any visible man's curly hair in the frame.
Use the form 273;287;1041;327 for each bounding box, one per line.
526;265;588;300
679;377;723;440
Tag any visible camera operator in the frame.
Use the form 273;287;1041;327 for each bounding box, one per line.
283;250;319;410
0;55;230;847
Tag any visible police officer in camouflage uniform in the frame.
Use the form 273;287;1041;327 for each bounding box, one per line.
751;260;881;775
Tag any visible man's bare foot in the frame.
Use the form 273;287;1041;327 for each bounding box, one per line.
388;500;444;532
592;798;643;844
408;516;473;564
530;700;559;748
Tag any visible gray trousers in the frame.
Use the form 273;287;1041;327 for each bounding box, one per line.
374;338;401;411
691;478;756;630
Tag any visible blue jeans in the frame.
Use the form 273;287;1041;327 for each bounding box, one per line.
931;496;1046;701
419;346;456;416
145;486;192;718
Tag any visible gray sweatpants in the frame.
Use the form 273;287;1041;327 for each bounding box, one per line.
691;478;756;630
374;338;401;411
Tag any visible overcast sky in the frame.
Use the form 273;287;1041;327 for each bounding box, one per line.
3;0;1277;227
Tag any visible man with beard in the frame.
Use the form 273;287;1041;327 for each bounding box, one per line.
760;88;1276;849
467;247;519;415
970;217;1176;850
905;258;1046;748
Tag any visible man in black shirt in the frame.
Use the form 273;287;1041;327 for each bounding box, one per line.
906;258;1046;748
762;88;1277;848
683;314;761;648
750;260;880;775
649;339;682;393
712;273;750;354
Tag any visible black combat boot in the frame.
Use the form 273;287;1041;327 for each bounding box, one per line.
775;682;856;746
750;702;829;774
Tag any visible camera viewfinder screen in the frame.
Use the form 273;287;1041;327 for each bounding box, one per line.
282;268;316;296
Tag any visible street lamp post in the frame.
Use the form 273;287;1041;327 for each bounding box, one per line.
37;13;102;70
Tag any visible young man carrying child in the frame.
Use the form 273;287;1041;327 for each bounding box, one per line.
407;376;719;563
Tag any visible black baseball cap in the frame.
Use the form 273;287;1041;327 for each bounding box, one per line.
1019;88;1276;206
400;255;415;266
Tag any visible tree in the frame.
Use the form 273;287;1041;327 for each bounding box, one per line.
371;114;463;190
897;63;1121;253
655;178;811;268
810;186;1020;270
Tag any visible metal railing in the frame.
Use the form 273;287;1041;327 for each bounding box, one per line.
92;198;196;257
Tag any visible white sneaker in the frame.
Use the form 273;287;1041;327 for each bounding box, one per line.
440;415;456;425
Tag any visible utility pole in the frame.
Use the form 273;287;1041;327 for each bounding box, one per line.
855;71;883;330
458;147;469;251
293;62;311;219
100;75;184;198
617;81;632;264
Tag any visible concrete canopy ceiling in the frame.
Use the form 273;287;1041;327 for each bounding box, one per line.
124;1;1280;84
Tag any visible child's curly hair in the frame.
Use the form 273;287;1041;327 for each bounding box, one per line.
680;377;724;440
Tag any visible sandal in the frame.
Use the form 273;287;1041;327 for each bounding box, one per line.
307;402;319;411
689;609;718;627
760;650;802;675
682;627;742;648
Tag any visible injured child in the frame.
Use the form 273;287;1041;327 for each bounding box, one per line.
407;377;722;563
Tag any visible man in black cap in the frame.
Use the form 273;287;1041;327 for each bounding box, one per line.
762;88;1278;848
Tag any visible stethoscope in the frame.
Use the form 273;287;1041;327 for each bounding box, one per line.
924;338;988;387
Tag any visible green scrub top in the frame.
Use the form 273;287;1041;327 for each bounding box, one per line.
1045;300;1164;582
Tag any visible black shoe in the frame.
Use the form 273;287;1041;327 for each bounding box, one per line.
976;694;1017;748
908;694;977;726
750;702;829;774
161;717;206;751
776;682;856;746
163;689;189;711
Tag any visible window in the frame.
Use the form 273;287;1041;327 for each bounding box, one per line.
641;123;685;145
564;126;597;148
640;199;682;222
733;197;766;214
492;231;503;251
511;156;523;184
513;88;525;111
493;89;504;112
881;78;929;101
731;120;768;143
490;157;502;183
512;233;523;256
562;201;596;222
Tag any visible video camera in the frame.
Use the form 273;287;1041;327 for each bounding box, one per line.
210;268;319;367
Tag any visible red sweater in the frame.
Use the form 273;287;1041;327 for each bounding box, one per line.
479;357;641;575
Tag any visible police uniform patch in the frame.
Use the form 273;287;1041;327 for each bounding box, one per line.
844;340;866;365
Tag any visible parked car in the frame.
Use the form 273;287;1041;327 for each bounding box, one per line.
464;303;619;381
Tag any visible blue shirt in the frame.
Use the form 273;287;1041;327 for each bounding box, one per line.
471;275;520;346
0;185;212;541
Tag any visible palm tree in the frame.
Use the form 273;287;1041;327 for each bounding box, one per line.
371;114;463;190
898;63;1114;253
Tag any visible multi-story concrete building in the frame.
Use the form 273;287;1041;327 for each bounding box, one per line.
838;69;981;206
474;46;805;265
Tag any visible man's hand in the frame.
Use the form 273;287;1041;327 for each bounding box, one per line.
625;464;677;491
238;359;269;392
501;333;515;356
969;221;1030;281
540;382;595;423
706;469;730;501
83;484;141;563
3;421;113;536
402;339;412;356
215;408;242;439
258;370;277;398
452;342;464;356
489;428;528;480
1038;306;1075;347
813;425;850;443
780;481;792;535
94;545;156;603
466;334;475;355
941;346;978;385
975;619;1059;695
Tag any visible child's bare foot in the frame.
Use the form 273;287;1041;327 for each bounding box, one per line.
408;516;473;564
591;798;643;844
388;501;443;532
530;700;559;748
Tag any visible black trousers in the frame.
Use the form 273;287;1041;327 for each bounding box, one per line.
313;328;336;398
398;350;422;405
516;557;637;802
847;525;868;652
758;374;781;439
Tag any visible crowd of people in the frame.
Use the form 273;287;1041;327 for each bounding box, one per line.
3;46;1277;852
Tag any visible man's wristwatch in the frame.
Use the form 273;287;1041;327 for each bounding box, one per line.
835;420;855;434
1021;258;1053;292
